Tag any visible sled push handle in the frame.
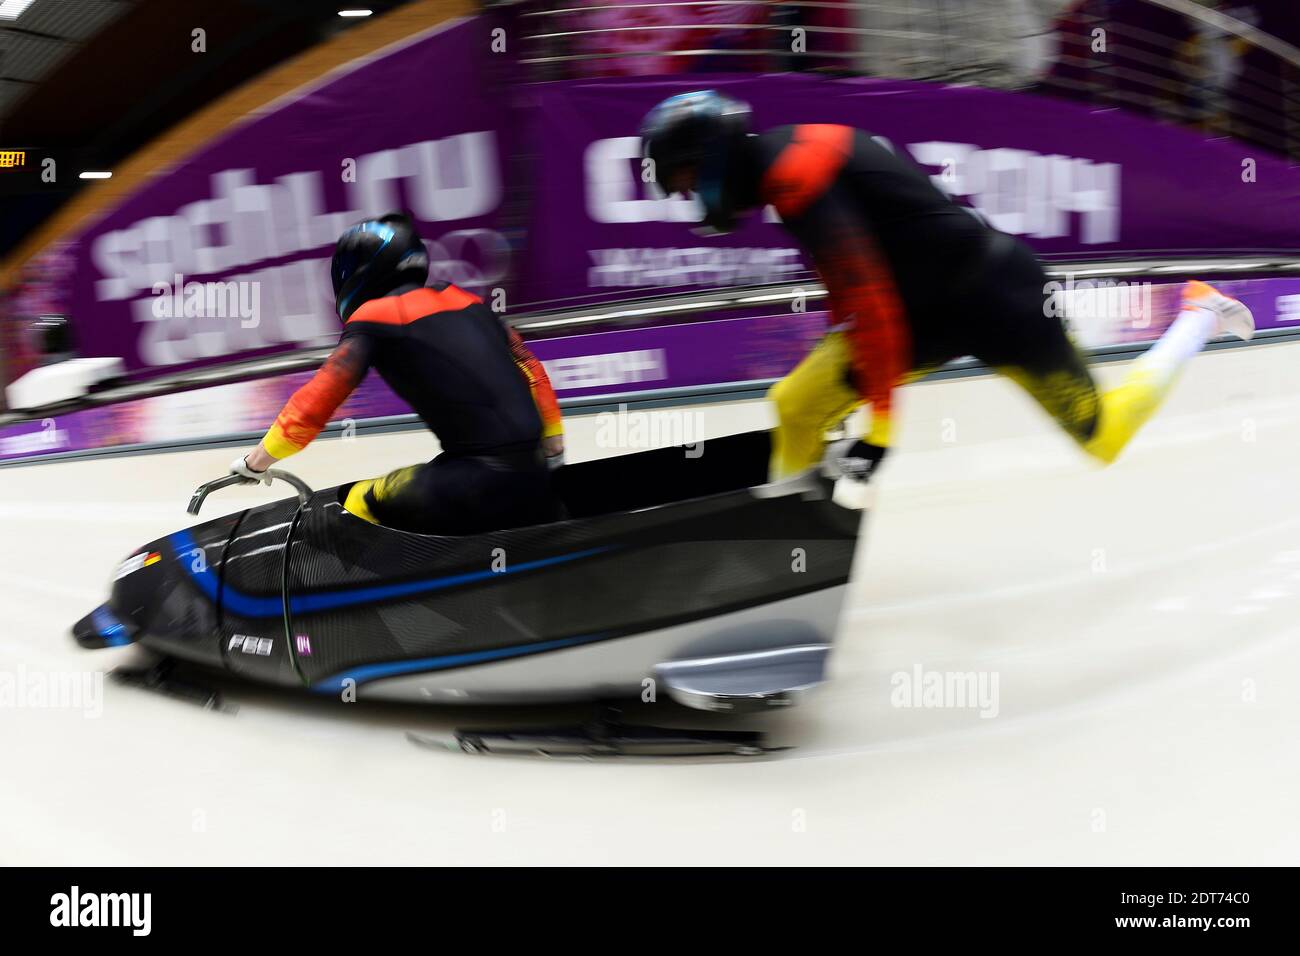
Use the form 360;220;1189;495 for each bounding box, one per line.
187;469;315;515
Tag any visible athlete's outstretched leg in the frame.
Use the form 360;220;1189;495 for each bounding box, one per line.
1004;280;1254;464
768;331;863;479
1083;281;1253;462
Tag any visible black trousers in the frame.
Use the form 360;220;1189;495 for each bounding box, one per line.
358;450;560;536
951;235;1102;445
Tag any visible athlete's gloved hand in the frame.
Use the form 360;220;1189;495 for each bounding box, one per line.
821;438;888;483
543;434;565;471
229;454;273;486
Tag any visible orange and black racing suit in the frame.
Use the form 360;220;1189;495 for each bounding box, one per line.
260;283;564;534
758;125;1101;477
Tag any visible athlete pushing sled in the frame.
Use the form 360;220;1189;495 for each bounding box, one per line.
640;91;1255;483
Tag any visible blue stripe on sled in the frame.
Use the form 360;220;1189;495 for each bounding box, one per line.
309;632;612;694
169;529;608;619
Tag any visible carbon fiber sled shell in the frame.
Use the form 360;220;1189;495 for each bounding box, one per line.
74;430;863;711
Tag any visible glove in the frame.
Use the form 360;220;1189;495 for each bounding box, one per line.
542;434;565;471
230;454;273;486
821;438;887;483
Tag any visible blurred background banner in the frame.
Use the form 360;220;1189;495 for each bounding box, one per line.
0;308;827;462
7;5;1300;385
7;273;1300;463
2;0;1299;459
518;71;1300;304
5;13;513;381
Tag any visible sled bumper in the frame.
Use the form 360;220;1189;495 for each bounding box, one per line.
72;604;140;649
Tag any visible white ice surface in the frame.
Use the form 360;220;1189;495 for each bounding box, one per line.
2;341;1298;865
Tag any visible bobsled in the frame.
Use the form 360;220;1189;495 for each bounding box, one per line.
73;430;863;737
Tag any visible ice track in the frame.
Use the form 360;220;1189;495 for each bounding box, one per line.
2;341;1299;865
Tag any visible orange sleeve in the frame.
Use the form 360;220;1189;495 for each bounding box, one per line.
762;125;853;221
507;325;563;439
261;336;372;458
815;226;911;430
762;125;910;425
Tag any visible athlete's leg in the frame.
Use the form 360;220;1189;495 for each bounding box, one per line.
342;481;379;523
996;320;1202;466
342;463;422;526
964;239;1106;452
1082;281;1254;462
347;455;558;534
1004;322;1197;466
996;354;1102;450
981;251;1254;464
768;331;862;479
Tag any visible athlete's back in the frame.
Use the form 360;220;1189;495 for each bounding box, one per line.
230;214;563;535
756;125;991;330
344;285;545;457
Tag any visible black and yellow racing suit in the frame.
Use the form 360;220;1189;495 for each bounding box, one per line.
260;283;564;535
756;124;1139;478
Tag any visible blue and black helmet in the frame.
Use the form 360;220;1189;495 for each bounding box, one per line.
640;90;754;234
330;212;429;321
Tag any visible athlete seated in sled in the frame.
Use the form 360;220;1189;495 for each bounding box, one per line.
230;212;564;535
640;92;1255;485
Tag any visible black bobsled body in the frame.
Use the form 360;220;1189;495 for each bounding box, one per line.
74;430;863;711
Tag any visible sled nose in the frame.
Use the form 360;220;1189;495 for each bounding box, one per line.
72;604;140;649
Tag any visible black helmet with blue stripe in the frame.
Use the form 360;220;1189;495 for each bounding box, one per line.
331;212;430;321
640;90;755;234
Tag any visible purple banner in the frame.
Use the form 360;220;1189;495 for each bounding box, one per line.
6;275;1300;463
0;309;824;462
4;18;1300;391
519;73;1300;304
50;16;514;377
